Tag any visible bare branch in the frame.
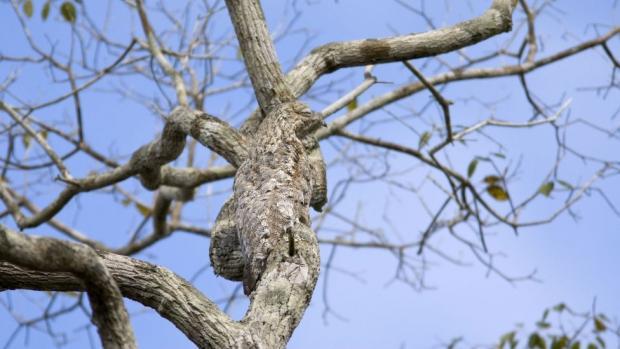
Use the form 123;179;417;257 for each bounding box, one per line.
135;0;188;105
0;235;240;348
0;102;73;180
6;107;245;229
402;61;454;154
241;0;518;133
225;0;295;111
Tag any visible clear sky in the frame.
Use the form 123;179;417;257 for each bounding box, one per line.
0;1;619;348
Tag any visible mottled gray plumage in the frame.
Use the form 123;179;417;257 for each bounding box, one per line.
305;136;327;212
233;101;322;294
209;196;244;281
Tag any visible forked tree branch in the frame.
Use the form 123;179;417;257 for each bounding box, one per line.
135;0;189;105
0;226;136;349
0;227;242;348
225;0;295;112
1;106;246;229
241;0;519;133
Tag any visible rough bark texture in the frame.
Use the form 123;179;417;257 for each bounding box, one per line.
210;196;244;281
0;227;136;349
242;222;319;348
132;106;247;190
0;247;241;349
304;135;328;212
224;0;295;111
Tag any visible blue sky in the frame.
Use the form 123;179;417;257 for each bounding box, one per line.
1;0;619;348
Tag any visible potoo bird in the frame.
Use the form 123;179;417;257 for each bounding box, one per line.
233;101;324;295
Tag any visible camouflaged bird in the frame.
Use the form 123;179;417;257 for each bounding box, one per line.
233;101;324;295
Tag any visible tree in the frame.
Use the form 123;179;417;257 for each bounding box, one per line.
0;0;619;348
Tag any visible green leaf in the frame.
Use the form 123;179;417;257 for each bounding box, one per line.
22;133;32;149
60;1;77;23
594;317;607;332
121;198;132;207
41;1;51;20
528;333;547;349
346;98;358;111
418;131;431;149
551;336;569;349
536;321;551;329
487;185;509;201
539;182;554;197
38;129;48;141
467;159;478;178
570;342;581;349
135;202;151;217
552;303;566;312
595;336;606;349
587;343;597;349
74;0;83;3
23;0;33;18
492;152;506;159
483;175;501;185
499;331;517;349
557;180;573;190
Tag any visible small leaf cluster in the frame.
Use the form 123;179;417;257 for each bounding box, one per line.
497;303;617;349
465;156;511;202
20;0;80;23
465;152;574;203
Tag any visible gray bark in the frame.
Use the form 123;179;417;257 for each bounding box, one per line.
0;227;137;349
0;244;241;348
